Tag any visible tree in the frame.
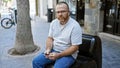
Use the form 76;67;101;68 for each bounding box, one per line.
8;0;39;55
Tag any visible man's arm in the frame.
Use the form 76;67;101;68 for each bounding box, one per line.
58;45;79;57
45;37;54;54
48;45;79;60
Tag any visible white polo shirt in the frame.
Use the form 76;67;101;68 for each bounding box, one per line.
48;17;82;59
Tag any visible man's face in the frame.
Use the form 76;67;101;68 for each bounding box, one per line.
55;4;70;23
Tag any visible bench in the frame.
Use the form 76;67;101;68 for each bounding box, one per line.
45;34;102;68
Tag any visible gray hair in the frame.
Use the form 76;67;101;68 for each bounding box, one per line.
57;1;69;11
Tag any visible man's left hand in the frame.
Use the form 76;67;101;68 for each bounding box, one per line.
48;52;60;60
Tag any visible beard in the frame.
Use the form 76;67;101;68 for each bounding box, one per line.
58;16;65;21
58;15;68;23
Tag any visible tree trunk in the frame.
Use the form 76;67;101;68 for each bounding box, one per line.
9;0;39;55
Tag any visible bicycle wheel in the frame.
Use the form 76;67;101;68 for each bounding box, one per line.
1;18;13;29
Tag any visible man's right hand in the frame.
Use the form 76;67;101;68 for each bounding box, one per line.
44;49;51;58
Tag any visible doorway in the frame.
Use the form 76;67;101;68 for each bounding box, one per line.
103;0;120;36
76;0;85;25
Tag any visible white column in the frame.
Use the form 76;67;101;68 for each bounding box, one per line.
30;0;36;19
48;0;53;9
39;0;47;17
84;0;101;35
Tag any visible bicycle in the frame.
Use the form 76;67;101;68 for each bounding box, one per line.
1;8;17;29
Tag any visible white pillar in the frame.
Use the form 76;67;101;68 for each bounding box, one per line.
48;0;53;9
84;0;101;35
30;0;36;19
39;0;47;17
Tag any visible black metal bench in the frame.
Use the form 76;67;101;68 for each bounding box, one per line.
45;34;102;68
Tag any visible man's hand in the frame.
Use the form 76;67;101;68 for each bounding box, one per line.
44;49;50;55
48;52;60;60
44;49;51;58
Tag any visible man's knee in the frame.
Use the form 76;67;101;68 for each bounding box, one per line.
32;54;48;67
32;58;36;64
32;58;39;66
32;57;44;68
32;55;43;66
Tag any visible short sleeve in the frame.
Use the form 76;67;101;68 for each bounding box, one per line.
71;25;82;45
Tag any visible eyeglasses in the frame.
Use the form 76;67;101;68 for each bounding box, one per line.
56;10;68;14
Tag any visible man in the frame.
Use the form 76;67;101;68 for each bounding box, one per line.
32;2;82;68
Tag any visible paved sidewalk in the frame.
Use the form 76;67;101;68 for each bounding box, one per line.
0;17;50;68
0;17;120;68
99;33;120;68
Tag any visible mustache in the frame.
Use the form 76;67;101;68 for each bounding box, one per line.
58;16;65;19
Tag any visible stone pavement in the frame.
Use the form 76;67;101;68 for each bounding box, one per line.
99;33;120;68
0;17;120;68
0;17;50;68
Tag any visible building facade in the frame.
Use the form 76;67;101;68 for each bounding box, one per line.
101;0;120;36
35;0;120;36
